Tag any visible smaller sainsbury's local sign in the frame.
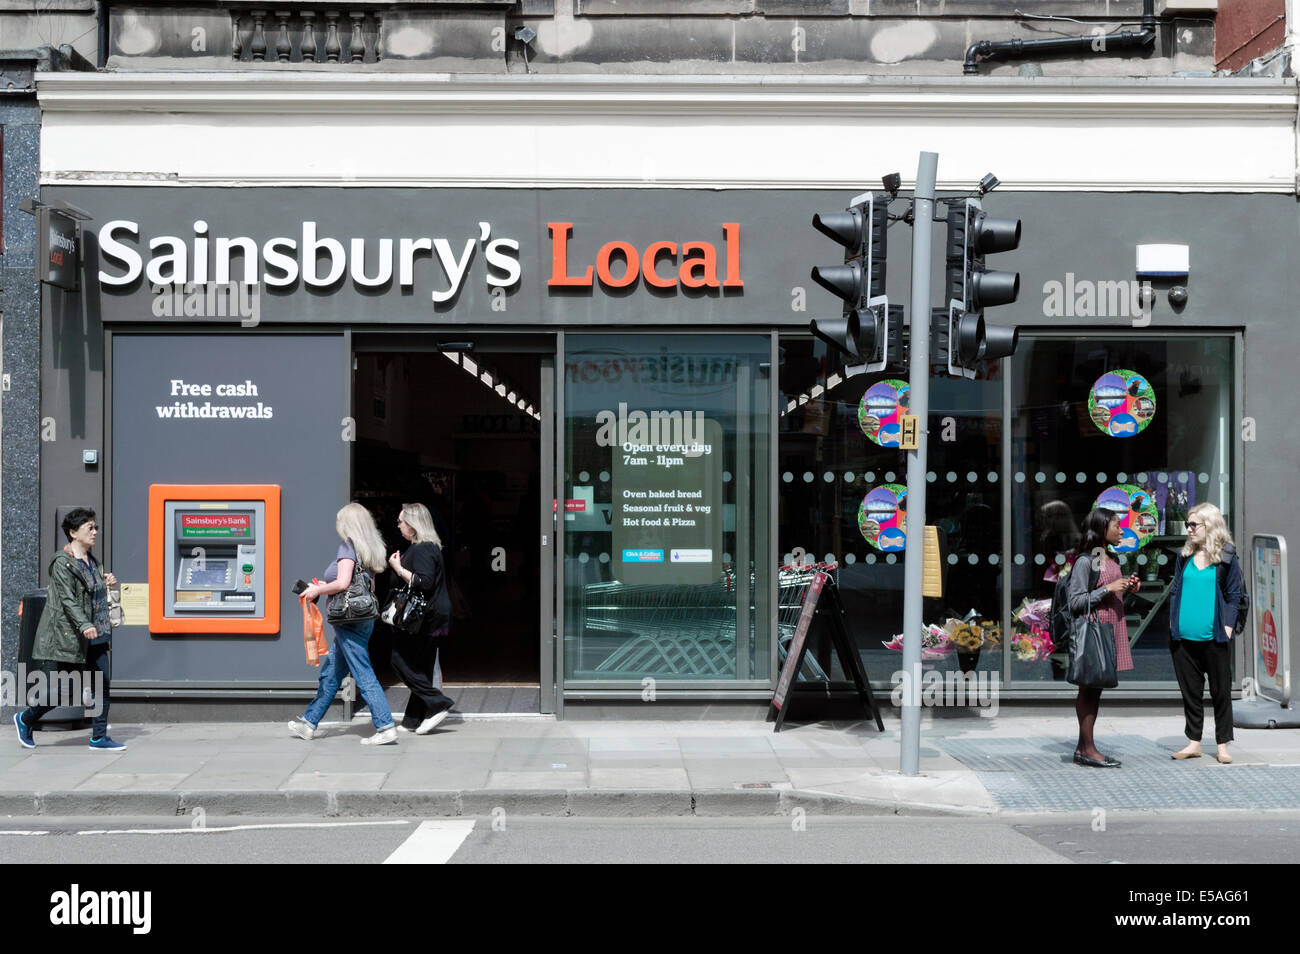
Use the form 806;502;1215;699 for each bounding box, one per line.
41;209;81;292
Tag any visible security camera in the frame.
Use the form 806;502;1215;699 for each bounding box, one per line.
882;173;902;197
978;173;1000;195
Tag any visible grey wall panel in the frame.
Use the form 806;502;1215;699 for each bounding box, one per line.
109;333;347;683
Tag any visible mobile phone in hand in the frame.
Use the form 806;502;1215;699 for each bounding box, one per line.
292;579;310;595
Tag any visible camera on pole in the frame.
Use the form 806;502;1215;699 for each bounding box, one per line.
809;193;896;372
936;193;1021;378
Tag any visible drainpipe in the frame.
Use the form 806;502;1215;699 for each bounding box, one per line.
964;0;1157;75
97;1;109;68
1289;0;1300;194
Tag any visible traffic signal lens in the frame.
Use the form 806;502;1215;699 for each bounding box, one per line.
811;210;864;252
980;324;1019;361
971;270;1019;310
809;312;863;361
974;215;1021;255
955;312;984;365
810;262;864;304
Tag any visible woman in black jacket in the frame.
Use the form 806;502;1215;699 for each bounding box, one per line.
387;502;456;734
1168;503;1242;764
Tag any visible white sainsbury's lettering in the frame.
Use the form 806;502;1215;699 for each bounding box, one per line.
98;220;523;303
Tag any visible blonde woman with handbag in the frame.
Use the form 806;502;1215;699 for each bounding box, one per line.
387;503;456;734
289;503;396;745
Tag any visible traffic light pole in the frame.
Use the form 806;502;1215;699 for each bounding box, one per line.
899;151;938;777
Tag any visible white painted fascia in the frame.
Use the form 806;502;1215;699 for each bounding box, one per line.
37;73;1299;192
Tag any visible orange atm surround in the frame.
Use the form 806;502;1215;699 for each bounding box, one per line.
148;484;281;634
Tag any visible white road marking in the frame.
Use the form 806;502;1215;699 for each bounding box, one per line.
0;831;49;836
383;820;476;864
75;820;410;836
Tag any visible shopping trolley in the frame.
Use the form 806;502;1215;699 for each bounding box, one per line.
582;569;740;677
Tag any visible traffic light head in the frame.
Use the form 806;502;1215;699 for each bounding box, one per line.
946;198;1021;313
941;195;1022;377
810;192;891;370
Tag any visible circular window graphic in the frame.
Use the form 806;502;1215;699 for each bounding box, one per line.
859;483;907;551
1095;484;1159;552
859;379;911;448
1088;369;1155;438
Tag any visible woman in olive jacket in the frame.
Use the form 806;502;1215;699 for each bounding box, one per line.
387;503;455;734
15;507;122;750
1168;503;1243;764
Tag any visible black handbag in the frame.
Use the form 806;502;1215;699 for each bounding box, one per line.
381;584;432;635
327;565;379;624
1066;608;1118;689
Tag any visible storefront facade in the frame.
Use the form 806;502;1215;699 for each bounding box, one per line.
19;74;1299;716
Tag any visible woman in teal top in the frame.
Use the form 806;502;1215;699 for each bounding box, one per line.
1167;503;1243;764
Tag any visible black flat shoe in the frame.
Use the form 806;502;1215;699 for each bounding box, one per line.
1074;752;1122;768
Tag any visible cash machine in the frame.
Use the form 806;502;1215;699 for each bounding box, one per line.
149;484;280;633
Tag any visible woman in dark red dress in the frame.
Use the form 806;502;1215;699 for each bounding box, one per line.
1066;509;1139;767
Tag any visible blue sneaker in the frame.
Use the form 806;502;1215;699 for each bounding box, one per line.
88;736;126;752
14;713;34;749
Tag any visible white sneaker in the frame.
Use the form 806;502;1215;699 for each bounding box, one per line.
396;725;411;733
415;709;450;735
287;718;317;740
361;727;398;746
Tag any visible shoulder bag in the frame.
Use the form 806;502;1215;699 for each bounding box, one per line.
327;564;379;624
1066;558;1118;689
382;583;433;635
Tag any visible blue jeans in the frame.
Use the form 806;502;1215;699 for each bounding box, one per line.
302;620;394;730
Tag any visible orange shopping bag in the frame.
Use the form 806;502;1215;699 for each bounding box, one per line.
301;595;327;666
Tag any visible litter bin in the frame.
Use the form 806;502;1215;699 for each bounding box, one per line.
17;589;87;725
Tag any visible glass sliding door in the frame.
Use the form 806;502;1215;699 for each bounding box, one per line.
561;335;772;687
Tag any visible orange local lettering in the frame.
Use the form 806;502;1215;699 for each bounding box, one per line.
548;222;742;290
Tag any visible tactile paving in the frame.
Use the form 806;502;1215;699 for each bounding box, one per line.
937;735;1300;811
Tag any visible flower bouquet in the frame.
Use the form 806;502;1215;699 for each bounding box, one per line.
1011;597;1056;662
944;614;1001;653
881;623;954;659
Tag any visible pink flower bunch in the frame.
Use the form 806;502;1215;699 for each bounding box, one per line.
882;624;954;659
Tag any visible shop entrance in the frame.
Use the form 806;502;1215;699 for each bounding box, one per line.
352;339;550;711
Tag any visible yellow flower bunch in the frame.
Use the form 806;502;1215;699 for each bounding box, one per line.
946;618;1001;651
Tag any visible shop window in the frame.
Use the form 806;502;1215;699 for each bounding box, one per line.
1009;335;1235;684
777;338;1004;683
562;335;771;684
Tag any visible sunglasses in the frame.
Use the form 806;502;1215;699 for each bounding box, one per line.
1186;522;1201;531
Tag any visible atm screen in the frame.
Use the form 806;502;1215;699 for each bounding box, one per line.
187;565;230;587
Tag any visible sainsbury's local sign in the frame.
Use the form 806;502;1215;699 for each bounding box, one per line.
95;218;744;316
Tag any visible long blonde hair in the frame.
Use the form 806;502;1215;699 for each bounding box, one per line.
400;502;442;548
1183;502;1233;564
336;503;387;572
